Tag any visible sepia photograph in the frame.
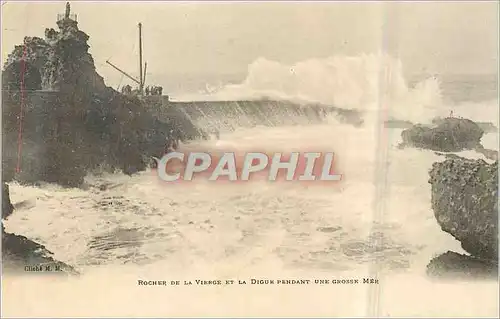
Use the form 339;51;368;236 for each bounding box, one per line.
1;1;498;317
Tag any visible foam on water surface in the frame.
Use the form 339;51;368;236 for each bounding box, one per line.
3;53;498;317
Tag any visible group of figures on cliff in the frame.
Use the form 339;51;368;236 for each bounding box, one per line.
121;84;163;96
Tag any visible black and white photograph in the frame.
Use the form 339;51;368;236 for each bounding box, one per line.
1;1;498;317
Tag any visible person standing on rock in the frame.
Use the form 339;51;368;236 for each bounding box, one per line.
158;86;163;96
164;134;174;154
165;129;180;154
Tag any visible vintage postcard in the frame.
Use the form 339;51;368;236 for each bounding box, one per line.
1;1;498;317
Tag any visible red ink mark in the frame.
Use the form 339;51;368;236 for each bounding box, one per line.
16;43;28;173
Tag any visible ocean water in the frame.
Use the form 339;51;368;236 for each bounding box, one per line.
2;54;498;317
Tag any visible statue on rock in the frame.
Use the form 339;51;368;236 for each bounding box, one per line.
65;2;71;19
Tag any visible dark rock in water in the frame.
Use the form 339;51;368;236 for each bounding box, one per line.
432;152;464;160
476;122;498;134
426;251;498;280
434;149;498;162
2;231;79;276
384;119;414;129
400;117;484;152
317;226;342;233
2;183;14;220
475;144;499;161
428;158;498;260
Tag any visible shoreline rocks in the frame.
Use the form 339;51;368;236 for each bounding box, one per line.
426;251;498;280
2;231;80;276
476;122;498;134
400;117;484;152
427;157;498;279
475;144;499;161
2;183;78;276
2;183;14;221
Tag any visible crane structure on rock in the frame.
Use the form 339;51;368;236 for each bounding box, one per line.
106;22;162;97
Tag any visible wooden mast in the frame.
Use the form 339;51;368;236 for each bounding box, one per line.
106;22;147;96
138;22;143;94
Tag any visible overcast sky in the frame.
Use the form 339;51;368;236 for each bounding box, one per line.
2;1;498;90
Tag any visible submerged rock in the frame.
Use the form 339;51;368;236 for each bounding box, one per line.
428;158;498;260
427;251;498;280
401;117;484;152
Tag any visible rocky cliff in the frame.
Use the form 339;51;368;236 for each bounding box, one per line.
2;17;176;187
3;18;107;93
427;158;498;279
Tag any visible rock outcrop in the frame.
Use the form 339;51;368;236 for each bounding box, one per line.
2;231;79;276
476;122;498;134
384;119;414;129
2;19;106;94
2;15;182;187
475;144;499;161
2;183;14;221
400;117;484;152
2;183;78;275
427;157;498;279
426;251;498;280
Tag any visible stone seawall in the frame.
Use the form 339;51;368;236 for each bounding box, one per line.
143;96;363;136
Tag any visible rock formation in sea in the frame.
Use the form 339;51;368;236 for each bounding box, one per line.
474;144;499;161
400;117;484;152
426;251;498;280
384;119;414;129
2;183;14;222
2;183;78;275
2;14;197;187
476;122;498;134
427;157;498;279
